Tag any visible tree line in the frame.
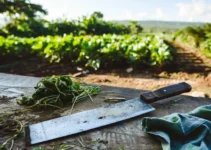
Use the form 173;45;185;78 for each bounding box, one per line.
0;0;143;37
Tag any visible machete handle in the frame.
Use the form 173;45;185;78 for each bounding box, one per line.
140;82;192;103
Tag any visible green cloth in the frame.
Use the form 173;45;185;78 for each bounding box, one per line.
142;105;211;150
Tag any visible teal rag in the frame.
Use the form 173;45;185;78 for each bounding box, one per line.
142;105;211;150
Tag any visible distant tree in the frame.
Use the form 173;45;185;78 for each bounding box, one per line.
91;11;104;19
0;0;48;37
202;23;211;33
0;0;47;19
128;21;143;34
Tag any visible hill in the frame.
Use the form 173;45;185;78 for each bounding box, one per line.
113;20;205;33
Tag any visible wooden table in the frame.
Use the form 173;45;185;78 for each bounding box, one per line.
0;73;210;150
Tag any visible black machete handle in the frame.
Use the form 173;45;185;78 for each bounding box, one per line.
140;82;192;103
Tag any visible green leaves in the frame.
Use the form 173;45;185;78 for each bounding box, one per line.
17;75;100;108
86;59;101;71
0;34;173;70
201;38;211;58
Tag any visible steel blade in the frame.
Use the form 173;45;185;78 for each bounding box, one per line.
26;98;155;145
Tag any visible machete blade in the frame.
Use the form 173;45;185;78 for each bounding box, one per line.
26;97;154;145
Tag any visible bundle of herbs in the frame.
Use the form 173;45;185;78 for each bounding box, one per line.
17;75;100;108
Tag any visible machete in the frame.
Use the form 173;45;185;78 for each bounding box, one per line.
25;82;191;145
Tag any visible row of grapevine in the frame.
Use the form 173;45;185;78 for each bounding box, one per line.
0;34;172;70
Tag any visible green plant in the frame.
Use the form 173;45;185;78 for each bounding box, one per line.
17;75;100;108
0;34;173;70
173;24;211;58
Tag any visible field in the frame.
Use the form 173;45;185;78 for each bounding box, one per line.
0;1;211;149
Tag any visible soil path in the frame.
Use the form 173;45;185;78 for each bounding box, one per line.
169;42;211;73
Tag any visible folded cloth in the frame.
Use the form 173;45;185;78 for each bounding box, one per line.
142;105;211;150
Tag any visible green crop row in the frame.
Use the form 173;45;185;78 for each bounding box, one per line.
0;34;173;70
173;24;211;58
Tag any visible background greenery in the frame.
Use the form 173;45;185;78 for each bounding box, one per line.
0;0;210;71
173;24;211;58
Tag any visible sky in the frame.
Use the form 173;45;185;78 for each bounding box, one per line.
1;0;211;23
29;0;211;22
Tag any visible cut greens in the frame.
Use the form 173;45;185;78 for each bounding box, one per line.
17;75;100;108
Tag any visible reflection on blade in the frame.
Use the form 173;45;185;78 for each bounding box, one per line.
27;98;155;145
